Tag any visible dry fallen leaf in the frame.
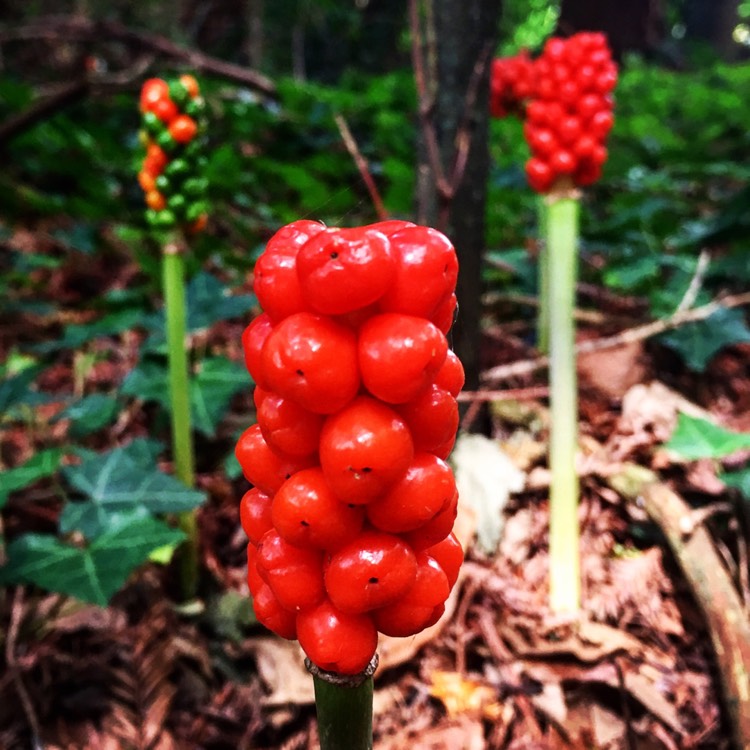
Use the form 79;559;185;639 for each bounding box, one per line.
427;671;496;718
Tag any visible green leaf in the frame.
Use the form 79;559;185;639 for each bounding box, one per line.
0;366;43;413
121;360;170;409
0;511;185;605
123;357;249;437
659;307;750;371
51;394;119;438
0;448;64;508
60;444;205;538
33;309;149;354
665;412;750;460
191;357;249;437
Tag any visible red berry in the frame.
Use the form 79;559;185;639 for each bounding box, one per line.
372;552;450;637
261;313;360;414
253;250;308;323
379;226;458;319
366;453;456;533
319;396;414;505
256;529;325;611
253;582;298;640
271;468;365;550
265;220;326;256
140;78;169;112
240;488;274;544
235;423;313;495
324;531;417;613
424;532;464;589
403;489;459;550
397;385;459;455
550;149;575;175
358;313;447;404
241;313;274;388
247;543;264;596
169;114;198;143
151;97;179;124
434;349;465;397
257;391;323;458
296;227;395;315
525;158;554;193
296;599;378;675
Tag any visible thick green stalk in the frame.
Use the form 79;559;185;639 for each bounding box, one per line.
536;195;550;355
162;238;199;600
546;193;580;614
309;658;376;750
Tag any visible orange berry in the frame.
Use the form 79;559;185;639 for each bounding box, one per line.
140;78;169;113
179;74;200;98
138;170;156;193
145;190;167;211
168;114;198;144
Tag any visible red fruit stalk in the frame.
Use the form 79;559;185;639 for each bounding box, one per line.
237;219;464;679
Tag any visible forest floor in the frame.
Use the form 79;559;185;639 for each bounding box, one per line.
1;226;748;750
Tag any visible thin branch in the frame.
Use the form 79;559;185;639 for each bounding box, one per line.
481;291;750;384
457;386;549;403
0;16;276;96
333;113;389;221
675;248;711;312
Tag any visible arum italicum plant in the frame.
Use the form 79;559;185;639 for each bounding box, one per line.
486;32;618;612
237;219;465;749
137;75;210;600
524;33;617;613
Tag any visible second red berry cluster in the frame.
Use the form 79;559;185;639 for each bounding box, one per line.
236;219;464;675
490;32;618;193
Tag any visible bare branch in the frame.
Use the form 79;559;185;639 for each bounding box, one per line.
333;113;389;222
0;16;276;96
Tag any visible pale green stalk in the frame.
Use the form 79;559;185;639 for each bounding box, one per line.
546;193;580;614
536;195;550;355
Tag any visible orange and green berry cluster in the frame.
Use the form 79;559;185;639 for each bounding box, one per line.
137;75;209;232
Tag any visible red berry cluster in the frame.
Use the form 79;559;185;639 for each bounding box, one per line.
236;219;465;675
489;32;617;193
489;50;535;118
525;33;616;192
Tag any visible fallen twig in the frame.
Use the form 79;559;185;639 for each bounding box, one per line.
481;291;750;384
640;483;750;750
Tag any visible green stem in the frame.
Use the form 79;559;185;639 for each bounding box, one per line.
309;658;376;750
546;193;580;614
162;236;199;600
536;195;550;355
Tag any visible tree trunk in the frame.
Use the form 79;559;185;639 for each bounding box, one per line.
416;0;502;395
557;0;665;59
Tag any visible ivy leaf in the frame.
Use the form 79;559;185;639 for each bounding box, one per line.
0;366;46;413
0;448;64;509
51;394;119;438
122;357;249;437
191;357;249;437
60;444;205;538
0;511;185;606
33;308;149;354
121;360;170;409
665;412;750;460
659;307;750;372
